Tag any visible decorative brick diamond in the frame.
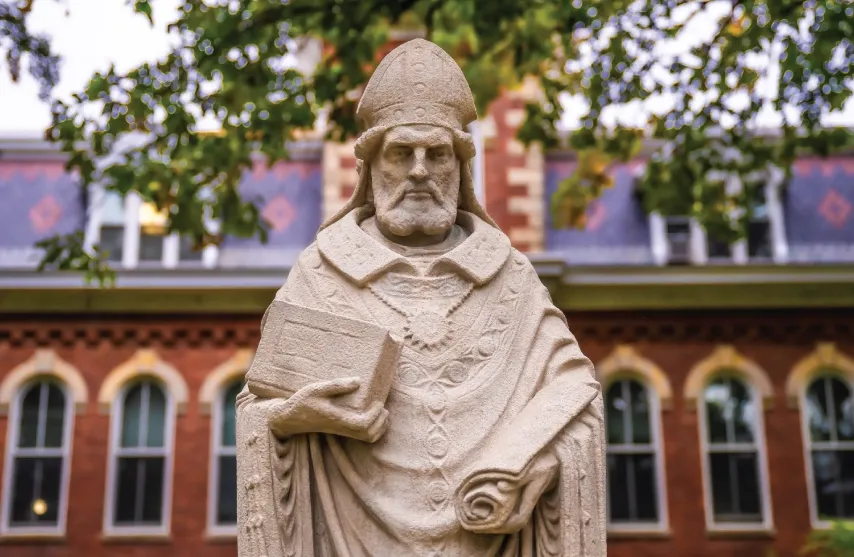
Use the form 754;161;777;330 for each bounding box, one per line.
261;195;295;232
29;194;62;233
818;189;852;229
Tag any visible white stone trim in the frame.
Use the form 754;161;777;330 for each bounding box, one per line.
684;346;775;411
199;350;253;415
102;379;176;537
97;350;188;415
1;379;75;537
597;345;673;410
0;350;89;416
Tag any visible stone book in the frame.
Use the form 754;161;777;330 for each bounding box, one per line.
246;300;402;411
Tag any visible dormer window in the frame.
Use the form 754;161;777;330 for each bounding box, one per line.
85;188;213;269
746;187;773;260
664;216;692;265
648;168;787;266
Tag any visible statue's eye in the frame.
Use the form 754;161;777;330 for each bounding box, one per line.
428;147;450;161
387;146;411;160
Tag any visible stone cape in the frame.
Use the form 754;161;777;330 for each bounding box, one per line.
236;207;606;557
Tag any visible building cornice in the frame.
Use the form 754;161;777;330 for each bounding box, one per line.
1;261;853;313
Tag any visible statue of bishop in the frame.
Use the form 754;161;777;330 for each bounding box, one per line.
237;38;606;557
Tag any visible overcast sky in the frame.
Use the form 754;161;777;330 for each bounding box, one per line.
1;0;851;137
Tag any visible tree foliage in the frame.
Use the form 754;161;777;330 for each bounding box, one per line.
2;0;854;283
801;521;854;557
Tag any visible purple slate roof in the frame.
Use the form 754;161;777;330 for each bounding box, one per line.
786;158;854;263
545;155;854;265
545;160;653;265
0;156;323;269
0;161;84;266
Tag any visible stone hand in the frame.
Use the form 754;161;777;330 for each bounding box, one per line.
267;377;389;443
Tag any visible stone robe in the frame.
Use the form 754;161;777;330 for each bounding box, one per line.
236;207;606;557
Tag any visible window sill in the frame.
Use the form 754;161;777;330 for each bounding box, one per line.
205;529;237;543
0;532;66;544
608;528;671;540
101;532;172;544
706;527;776;539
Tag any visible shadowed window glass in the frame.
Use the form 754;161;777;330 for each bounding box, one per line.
605;378;661;526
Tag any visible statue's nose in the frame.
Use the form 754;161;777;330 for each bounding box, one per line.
408;154;429;181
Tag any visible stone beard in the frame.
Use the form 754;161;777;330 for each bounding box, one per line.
236;38;606;557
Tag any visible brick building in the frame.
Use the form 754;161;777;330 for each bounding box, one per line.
1;86;854;556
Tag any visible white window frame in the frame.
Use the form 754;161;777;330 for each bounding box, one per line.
1;378;74;537
604;377;669;534
698;374;774;532
85;186;219;270
800;373;854;528
207;379;242;537
103;378;176;537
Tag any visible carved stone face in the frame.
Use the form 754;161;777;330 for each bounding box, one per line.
370;124;461;239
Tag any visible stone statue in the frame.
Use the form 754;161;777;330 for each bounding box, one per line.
236;38;606;557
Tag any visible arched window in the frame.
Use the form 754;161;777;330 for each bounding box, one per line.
1;379;72;533
209;378;243;533
106;379;173;533
803;373;854;521
605;378;665;529
700;375;770;528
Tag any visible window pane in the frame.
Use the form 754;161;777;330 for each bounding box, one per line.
141;457;165;523
221;380;242;448
709;452;763;523
606;383;626;445
812;450;854;520
146;384;166;448
607;453;658;523
734;453;762;517
704;380;729;444
629;380;652;444
139;233;164;262
807;378;833;442
10;457;62;526
607;454;629;522
633;453;658;521
114;457;165;525
179;235;203;261
217;455;237;525
729;378;756;444
707;236;731;258
747;220;772;258
100;225;124;262
829;377;853;442
43;383;66;448
17;383;43;448
121;384;143;448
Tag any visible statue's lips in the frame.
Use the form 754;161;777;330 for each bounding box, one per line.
403;190;434;200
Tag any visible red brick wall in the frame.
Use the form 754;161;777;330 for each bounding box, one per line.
0;310;851;556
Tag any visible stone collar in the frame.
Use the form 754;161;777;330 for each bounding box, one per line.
316;207;511;287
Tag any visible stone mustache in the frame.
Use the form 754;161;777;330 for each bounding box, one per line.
236;38;606;557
